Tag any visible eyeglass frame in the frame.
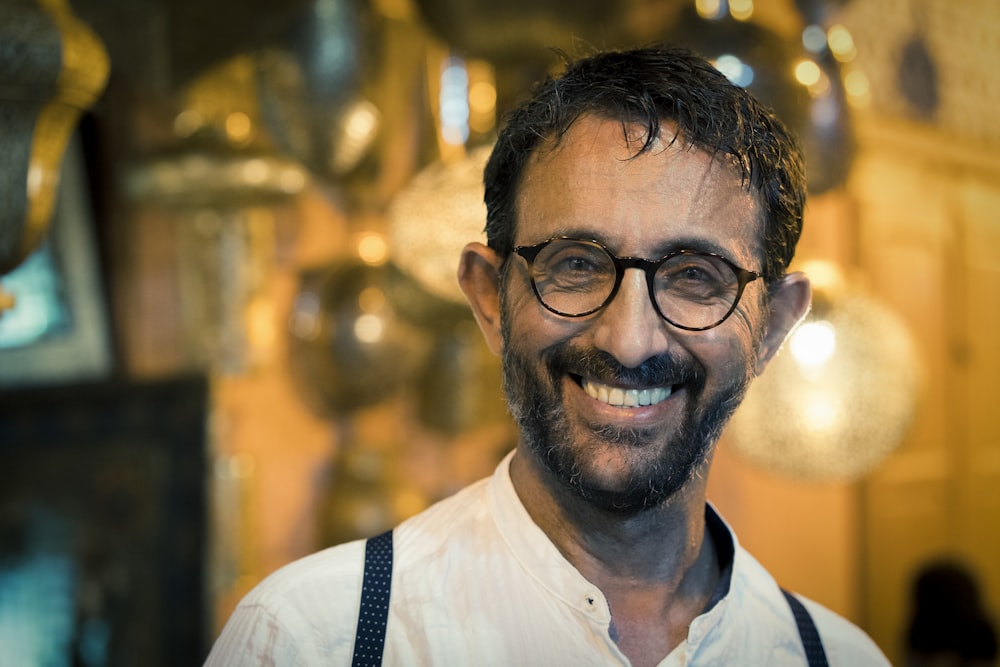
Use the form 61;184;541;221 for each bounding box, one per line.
512;236;761;332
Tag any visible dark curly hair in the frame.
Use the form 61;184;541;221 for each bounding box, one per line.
483;45;806;284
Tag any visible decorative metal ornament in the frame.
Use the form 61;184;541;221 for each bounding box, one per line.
0;0;109;275
414;0;623;65
729;270;922;481
665;4;855;194
287;258;448;415
256;0;379;181
387;144;492;304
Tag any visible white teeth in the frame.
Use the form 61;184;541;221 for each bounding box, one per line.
582;379;673;407
609;388;625;405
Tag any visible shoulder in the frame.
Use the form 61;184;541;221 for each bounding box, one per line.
204;479;495;665
730;546;890;666
204;540;367;665
248;538;369;610
796;595;892;667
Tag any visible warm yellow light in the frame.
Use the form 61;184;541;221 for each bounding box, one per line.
695;0;724;20
795;59;823;87
827;25;857;62
279;168;308;195
241;158;269;185
790;320;837;367
469;81;496;115
357;232;389;265
466;61;496;135
225;111;253;143
803;398;840;433
354;313;385;343
246;296;276;363
730;282;921;481
345;103;379;141
800;259;845;293
844;69;871;103
26;164;44;198
331;99;381;173
729;0;753;21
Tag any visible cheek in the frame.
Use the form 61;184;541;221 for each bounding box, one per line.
728;291;769;351
500;284;539;346
730;312;762;355
691;312;761;381
501;277;582;347
503;284;539;320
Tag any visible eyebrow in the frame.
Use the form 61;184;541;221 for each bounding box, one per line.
646;235;725;257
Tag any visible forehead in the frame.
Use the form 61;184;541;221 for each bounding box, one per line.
515;115;762;265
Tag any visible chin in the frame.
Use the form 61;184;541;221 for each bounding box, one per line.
532;425;711;514
573;450;706;513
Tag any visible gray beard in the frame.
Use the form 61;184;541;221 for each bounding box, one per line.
500;319;753;514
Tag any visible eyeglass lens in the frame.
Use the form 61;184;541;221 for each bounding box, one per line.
527;239;745;330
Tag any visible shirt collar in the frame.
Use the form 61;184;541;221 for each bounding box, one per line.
485;451;740;622
702;502;736;612
486;451;611;620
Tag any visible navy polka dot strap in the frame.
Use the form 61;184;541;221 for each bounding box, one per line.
351;530;393;667
348;531;826;666
782;588;830;667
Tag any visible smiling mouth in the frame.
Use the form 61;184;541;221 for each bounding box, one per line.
580;378;674;407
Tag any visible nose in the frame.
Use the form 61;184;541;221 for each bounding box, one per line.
590;267;674;369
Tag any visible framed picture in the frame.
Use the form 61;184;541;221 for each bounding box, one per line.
0;134;113;386
0;374;209;664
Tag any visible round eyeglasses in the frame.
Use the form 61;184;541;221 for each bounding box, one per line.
513;237;760;331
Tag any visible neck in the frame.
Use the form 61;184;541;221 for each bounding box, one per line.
509;445;722;667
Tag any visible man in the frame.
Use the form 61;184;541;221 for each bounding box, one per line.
206;46;890;666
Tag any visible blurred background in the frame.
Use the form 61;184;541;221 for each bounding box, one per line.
0;0;997;664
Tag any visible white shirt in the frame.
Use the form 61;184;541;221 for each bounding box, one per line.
205;451;890;666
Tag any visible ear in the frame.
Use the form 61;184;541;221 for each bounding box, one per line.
458;242;505;355
756;271;811;372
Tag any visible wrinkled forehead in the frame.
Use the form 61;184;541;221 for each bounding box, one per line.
515;115;765;262
529;115;753;192
522;116;757;210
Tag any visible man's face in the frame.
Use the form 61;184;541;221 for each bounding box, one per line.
500;115;768;512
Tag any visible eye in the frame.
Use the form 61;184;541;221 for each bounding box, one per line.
657;254;733;299
534;241;614;291
540;242;610;275
675;264;713;282
554;253;602;274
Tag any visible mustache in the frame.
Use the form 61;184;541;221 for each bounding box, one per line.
544;346;704;388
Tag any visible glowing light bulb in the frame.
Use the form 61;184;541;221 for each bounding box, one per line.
795;59;822;88
827;25;857;62
354;313;385;343
790;320;837;367
357;233;388;265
